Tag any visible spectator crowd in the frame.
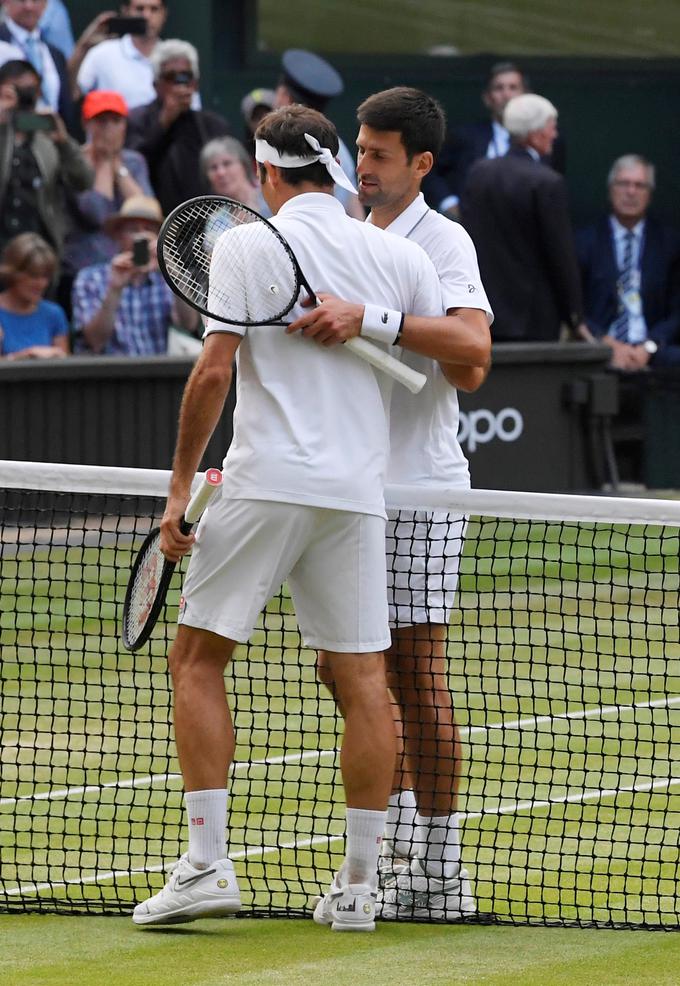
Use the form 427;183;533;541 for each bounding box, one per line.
0;0;678;444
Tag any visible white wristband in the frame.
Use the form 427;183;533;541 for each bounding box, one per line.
360;304;404;345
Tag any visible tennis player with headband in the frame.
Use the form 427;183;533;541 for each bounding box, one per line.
132;104;446;930
289;87;493;922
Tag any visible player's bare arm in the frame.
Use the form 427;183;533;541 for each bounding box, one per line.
161;332;239;561
288;294;491;368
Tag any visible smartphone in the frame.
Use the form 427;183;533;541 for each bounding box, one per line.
132;237;150;267
14;112;56;133
105;16;147;36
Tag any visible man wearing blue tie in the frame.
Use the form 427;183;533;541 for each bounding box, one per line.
0;0;75;133
576;155;680;370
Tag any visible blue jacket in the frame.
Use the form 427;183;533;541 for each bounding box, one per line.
576;215;680;366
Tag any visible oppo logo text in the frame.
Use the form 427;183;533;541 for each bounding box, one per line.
458;407;524;453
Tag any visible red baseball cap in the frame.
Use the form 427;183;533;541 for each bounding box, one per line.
82;90;129;121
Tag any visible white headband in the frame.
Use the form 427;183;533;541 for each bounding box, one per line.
255;132;357;195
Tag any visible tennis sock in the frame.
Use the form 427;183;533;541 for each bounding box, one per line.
343;807;387;890
184;788;228;869
386;789;418;857
416;810;461;880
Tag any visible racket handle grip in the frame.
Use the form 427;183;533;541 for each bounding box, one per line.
183;467;223;528
345;336;427;394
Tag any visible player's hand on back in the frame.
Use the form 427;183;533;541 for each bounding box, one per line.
286;293;363;347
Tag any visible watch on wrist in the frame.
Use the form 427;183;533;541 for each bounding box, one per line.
117;165;130;178
643;339;658;355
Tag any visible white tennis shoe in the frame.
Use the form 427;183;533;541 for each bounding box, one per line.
313;874;377;932
132;853;242;926
377;838;411;888
376;858;476;922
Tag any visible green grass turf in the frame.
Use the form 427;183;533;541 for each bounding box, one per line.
1;509;678;930
2;916;680;986
259;0;680;55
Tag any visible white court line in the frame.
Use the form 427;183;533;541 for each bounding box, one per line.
2;695;676;809
0;749;338;808
5;775;678;898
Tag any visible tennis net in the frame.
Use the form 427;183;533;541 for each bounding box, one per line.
0;459;678;929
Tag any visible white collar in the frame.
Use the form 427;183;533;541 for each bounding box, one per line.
367;192;429;237
5;18;40;44
121;33;149;61
277;192;345;216
610;215;645;240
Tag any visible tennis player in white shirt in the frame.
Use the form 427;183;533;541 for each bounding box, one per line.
290;87;492;922
132;104;445;931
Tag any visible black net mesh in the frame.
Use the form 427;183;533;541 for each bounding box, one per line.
0;480;678;928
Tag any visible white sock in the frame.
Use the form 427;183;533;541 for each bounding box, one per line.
184;788;228;869
416;811;461;880
386;789;418;857
344;807;387;890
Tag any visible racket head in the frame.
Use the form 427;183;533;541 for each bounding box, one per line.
121;525;177;651
157;195;313;326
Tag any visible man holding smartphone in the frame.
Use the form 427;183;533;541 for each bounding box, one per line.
74;1;192;113
71;194;199;355
0;58;92;258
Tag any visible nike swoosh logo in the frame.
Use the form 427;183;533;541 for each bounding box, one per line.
176;867;217;888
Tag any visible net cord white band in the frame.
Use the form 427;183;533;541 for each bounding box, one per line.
3;460;680;527
255;134;358;195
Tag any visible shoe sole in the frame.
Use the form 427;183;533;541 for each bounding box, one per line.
133;896;242;926
331;919;375;932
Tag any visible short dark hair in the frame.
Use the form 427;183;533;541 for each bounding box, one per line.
255;105;338;188
0;59;40;86
486;61;529;90
356;87;446;160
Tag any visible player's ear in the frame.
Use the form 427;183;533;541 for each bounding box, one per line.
262;161;279;187
415;150;433;180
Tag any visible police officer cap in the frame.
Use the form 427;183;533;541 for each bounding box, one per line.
281;49;344;102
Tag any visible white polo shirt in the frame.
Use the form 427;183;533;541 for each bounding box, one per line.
368;193;492;491
77;35;201;110
204;192;444;518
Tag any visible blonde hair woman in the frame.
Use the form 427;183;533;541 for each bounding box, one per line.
0;233;69;359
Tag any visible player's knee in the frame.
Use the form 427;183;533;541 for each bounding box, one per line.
316;649;335;689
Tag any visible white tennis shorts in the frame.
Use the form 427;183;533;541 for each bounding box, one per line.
179;497;390;653
386;509;467;627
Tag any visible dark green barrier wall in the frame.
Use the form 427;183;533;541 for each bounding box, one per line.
64;3;680;228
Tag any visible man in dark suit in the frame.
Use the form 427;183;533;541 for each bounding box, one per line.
424;62;565;217
576;155;680;370
0;0;76;135
460;93;584;343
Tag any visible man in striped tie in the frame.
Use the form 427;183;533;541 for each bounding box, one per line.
576;154;680;371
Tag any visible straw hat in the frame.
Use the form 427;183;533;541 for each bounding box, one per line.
104;196;163;235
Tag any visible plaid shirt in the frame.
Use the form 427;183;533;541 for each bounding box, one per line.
72;264;174;356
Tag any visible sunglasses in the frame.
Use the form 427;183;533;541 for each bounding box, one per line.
160;70;195;85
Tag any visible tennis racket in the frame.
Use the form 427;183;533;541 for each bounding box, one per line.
121;468;223;652
156;195;427;395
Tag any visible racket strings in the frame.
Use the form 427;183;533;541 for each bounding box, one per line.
124;533;167;647
159;198;302;325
